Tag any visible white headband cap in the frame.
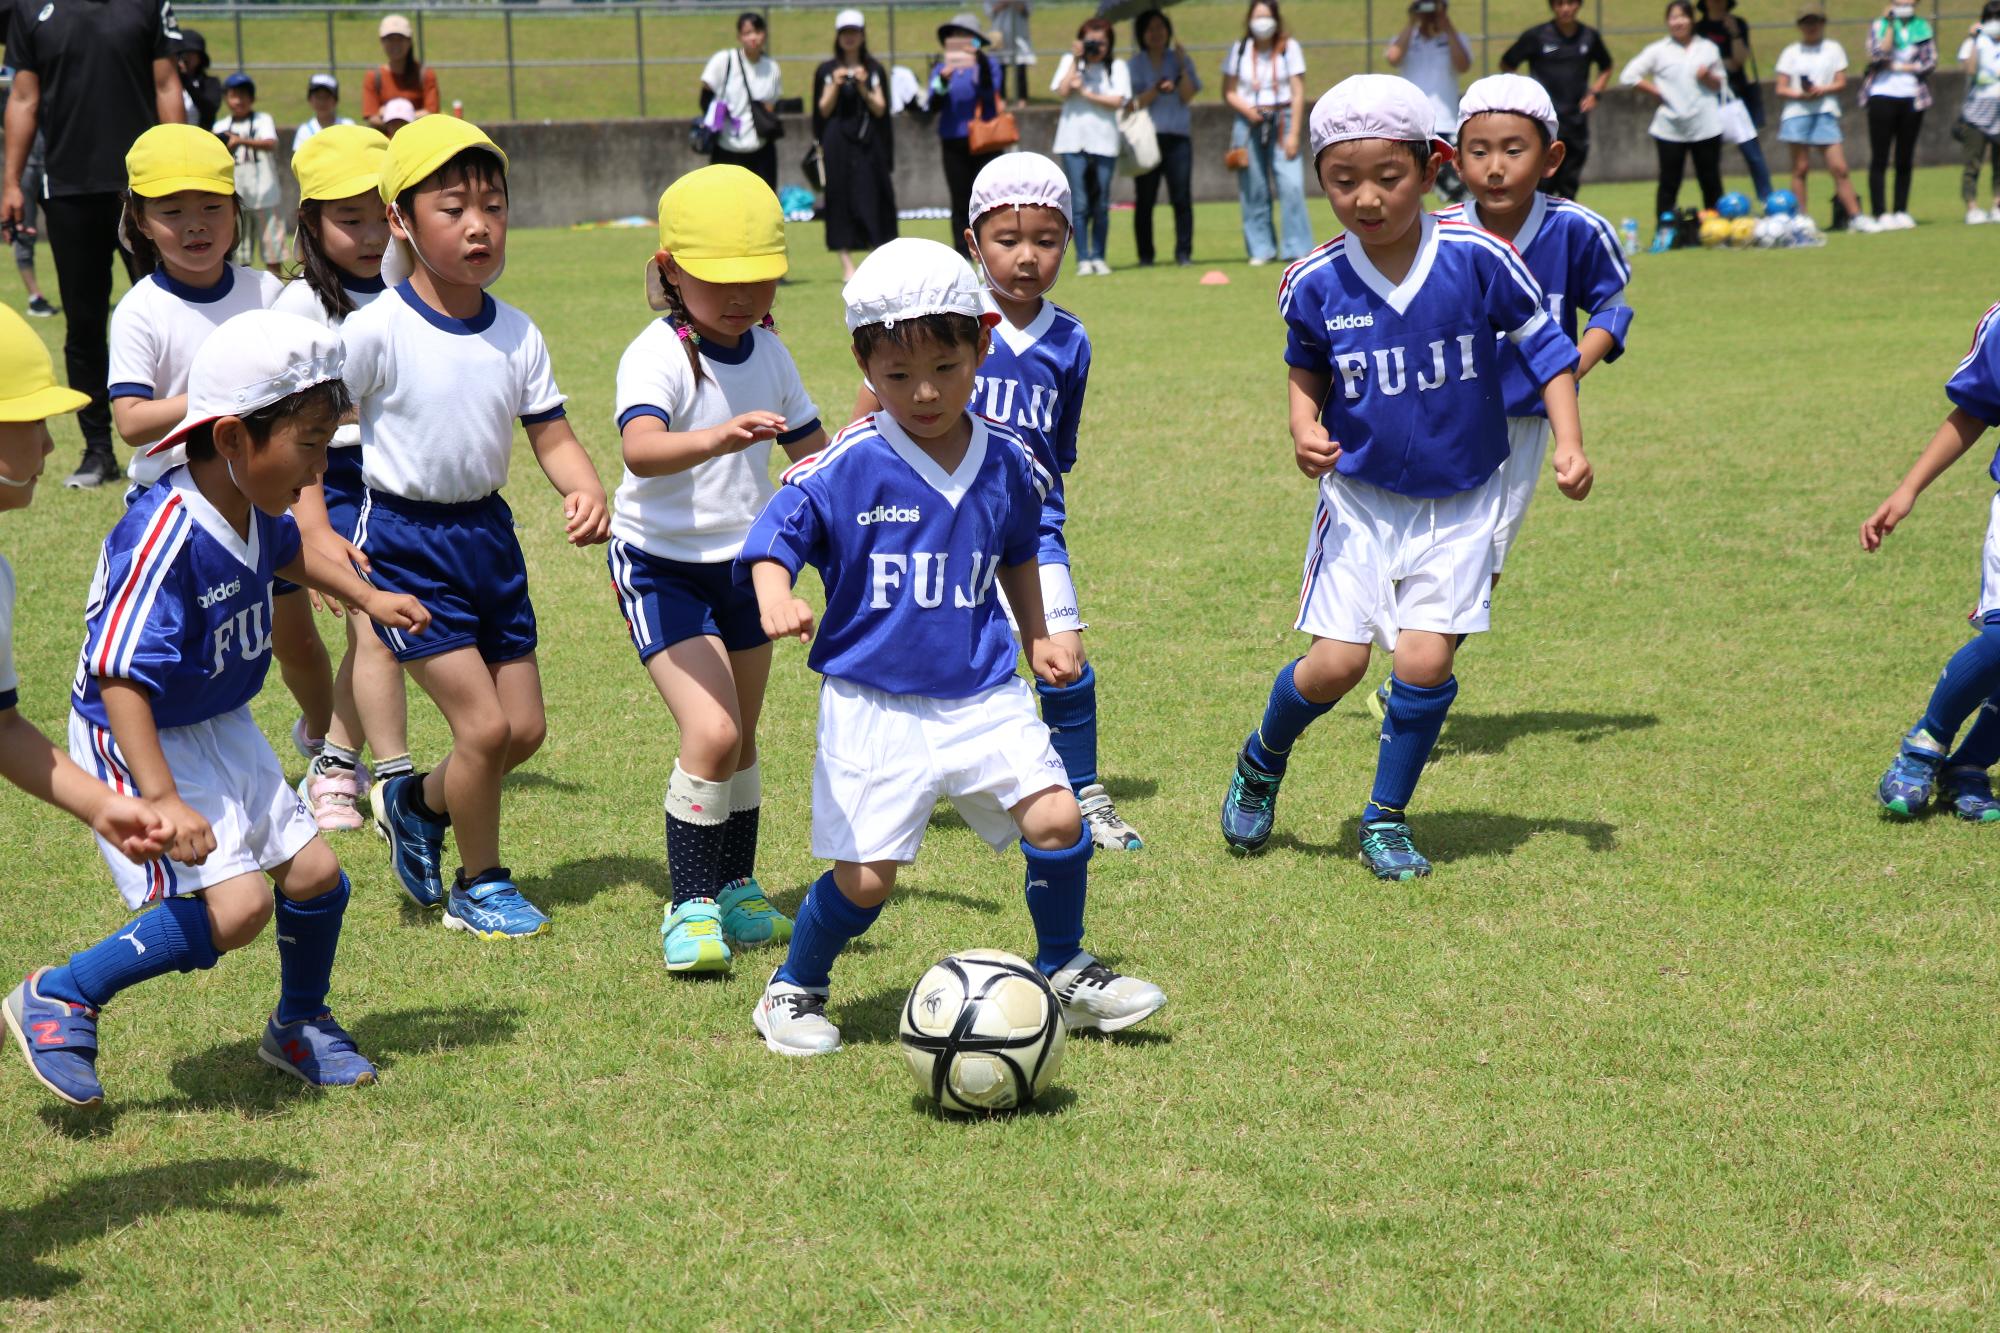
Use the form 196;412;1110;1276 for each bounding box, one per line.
968;151;1073;231
1456;73;1560;140
1309;73;1454;161
149;310;345;454
842;237;996;332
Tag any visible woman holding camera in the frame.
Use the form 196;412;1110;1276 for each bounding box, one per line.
931;12;1009;258
1126;8;1202;267
1051;17;1130;276
815;10;897;280
1222;0;1310;266
1386;0;1471;201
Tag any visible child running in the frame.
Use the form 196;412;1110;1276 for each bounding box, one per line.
349;115;610;938
1218;75;1592;880
5;310;430;1107
607;166;826;973
272;124;414;836
740;238;1165;1057
1865;301;2000;821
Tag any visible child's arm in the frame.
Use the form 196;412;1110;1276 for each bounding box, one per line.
620;412;786;478
289;479;370;614
276;540;429;634
750;559;815;643
996;560;1080;687
779;425;829;466
1539;370;1592;500
1576;329;1619;379
1289;366;1339;479
525;417;611;547
0;707;170;862
112;395;188;449
1862;409;1988;551
98;678;215;866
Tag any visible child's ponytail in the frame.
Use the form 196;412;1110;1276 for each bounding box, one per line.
291;200;358;320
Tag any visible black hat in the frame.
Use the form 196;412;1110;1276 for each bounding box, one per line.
174;28;208;55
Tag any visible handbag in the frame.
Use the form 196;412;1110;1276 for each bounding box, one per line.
968;102;1019;155
734;49;785;143
1224;145;1250;171
801;143;826;189
1117;105;1161;177
1718;94;1757;146
688;115;716;155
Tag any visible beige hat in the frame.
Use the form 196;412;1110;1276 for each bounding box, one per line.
378;14;413;38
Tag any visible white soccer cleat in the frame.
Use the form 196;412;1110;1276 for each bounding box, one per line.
1969;207;1989;225
1077;783;1143;851
1045;950;1165;1034
752;972;842;1056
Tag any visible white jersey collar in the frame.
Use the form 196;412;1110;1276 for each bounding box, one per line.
873;411;989;510
983;291;1058;357
168;466;260;570
1463;190;1548;253
1344;212;1440;317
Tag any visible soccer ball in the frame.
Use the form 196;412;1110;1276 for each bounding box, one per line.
1728;216;1756;247
1754;216;1783;247
1699;216;1730;247
899;949;1066;1113
1766;188;1799;218
1788;215;1824;247
1717;190;1751;219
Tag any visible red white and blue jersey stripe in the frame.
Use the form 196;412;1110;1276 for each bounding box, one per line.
738;412;1049;699
1438;194;1633;419
71;468;302;729
972;297;1090;566
1279;212;1579;497
1947;302;2000;480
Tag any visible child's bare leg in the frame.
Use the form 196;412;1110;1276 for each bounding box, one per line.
201;874;278;953
489;654;547;775
404;647;513;877
351;620;410;763
1790;143;1811;210
647;636;747;917
271;594;335;743
645;636;744;782
1823;143;1863;220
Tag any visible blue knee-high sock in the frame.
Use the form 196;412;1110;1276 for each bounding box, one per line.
1365;675;1459;823
1245;658;1337;774
274;873;350;1025
776;871;882;989
1023;826;1093;975
1918;624;2000;750
1949;695;2000;770
40;894;219;1009
1037;662;1099;790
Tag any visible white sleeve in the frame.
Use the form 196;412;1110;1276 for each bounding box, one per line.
1111;59;1132;100
211;114;229;132
1285;39;1306;79
701;49;729;91
1620;43;1656;86
613;324;693;430
1830;40;1850;72
107;293;160;395
253;269;286;307
339;310;386;403
773;342;820;437
1221;41;1241;79
514;321;566;420
0;558;17;701
1050;53;1074;94
1775;45;1799;77
257;112;277;141
292;122;311;154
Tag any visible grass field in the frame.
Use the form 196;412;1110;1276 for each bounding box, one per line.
6;166;2000;1325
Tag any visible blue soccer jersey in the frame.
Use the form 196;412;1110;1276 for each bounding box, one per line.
971;297;1090;565
1439;195;1634;420
1948;303;2000;482
738;412;1050;699
1278;212;1579;498
71;468;301;730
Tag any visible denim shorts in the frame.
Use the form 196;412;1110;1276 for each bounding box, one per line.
1778;111;1843;146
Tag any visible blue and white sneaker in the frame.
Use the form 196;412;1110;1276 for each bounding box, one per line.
717;878;791;948
3;968;104;1107
662;898;731;972
1221;743;1283;853
1942;765;2000;822
1878;727;1946;818
378;773;446;907
444;872;550;940
1358;819;1432;881
258;1012;378;1087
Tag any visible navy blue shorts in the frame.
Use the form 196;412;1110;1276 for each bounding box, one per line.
275;448;367;598
355;488;537;664
607;537;767;660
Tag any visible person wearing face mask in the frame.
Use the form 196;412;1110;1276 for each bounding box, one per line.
1860;0;1938;229
1957;2;2000;223
1223;1;1311;265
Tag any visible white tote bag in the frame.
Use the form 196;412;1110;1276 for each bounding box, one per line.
1118;105;1162;176
1718;93;1757;146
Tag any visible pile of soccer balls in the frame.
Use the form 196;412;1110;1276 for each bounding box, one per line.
1697;190;1824;250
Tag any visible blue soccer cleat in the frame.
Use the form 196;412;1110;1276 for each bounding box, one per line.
1942;766;2000;822
379;773;446;907
716;878;791;949
444;872;550;940
1220;743;1283;853
1358;819;1432;881
3;968;105;1107
662;898;731;973
258;1012;379;1088
1878;728;1945;818
1367;678;1391;723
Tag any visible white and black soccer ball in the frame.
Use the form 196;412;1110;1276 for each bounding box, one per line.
899;949;1066;1113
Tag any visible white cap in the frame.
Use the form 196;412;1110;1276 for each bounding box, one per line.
969;151;1073;231
380;97;417;124
1308;74;1454;162
378;14;413;38
835;7;865;30
842;237;998;333
149;311;345;455
1455;73;1559;141
308;72;339;94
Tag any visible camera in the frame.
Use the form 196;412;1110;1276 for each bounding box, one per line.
0;219;32;246
1083;38;1106;59
1412;0;1441;12
1800;75;1816;92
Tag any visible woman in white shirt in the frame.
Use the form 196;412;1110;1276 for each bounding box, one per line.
1050;16;1131;276
1221;0;1311;265
700;12;784;188
1775;4;1868;230
1621;0;1729;221
1957;2;2000;222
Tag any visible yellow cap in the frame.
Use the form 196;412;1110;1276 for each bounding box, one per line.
294;124;391;202
379;114;508;204
0;305;90;422
656;166;787;284
125;124;236;199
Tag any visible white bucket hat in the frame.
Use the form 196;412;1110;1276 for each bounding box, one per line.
149;311;345;454
842;238;1000;333
1455;73;1560;141
1309;74;1455;163
968;151;1073;232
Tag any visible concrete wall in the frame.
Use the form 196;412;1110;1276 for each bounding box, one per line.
283;70;1977;228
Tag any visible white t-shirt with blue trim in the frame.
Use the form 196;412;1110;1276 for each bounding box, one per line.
270;272;387;451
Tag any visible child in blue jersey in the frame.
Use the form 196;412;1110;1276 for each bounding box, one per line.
739;238;1165;1057
1219;74;1593;881
4;311;431;1108
1864;302;2000;822
347;116;611;940
609;166;826;973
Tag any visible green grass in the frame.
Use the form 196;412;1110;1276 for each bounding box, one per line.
6;167;2000;1324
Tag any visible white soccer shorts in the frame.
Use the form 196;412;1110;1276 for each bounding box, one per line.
998;560;1087;637
811;675;1071;864
69;705;319;910
1979;491;2000;622
1492;415;1553;573
1294;471;1502;652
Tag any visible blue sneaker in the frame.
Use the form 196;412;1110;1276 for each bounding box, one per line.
379;774;446;907
258;1012;378;1088
662;898;731;973
1221;743;1282;853
1878;728;1946;818
3;968;105;1107
1942;765;2000;822
717;878;791;948
1358;819;1432;881
444;872;550;940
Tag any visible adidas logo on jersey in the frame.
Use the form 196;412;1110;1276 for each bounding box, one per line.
1324;313;1376;332
857;504;922;526
197;578;243;609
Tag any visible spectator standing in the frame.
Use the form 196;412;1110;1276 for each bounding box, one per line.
1775;2;1869;230
293;73;352;154
1958;1;2000;223
362;15;439;128
1696;0;1776;203
1222;0;1310;266
1861;1;1938;229
1126;8;1201;267
987;0;1034;108
1050;17;1127;277
0;69;53;315
1;0;184;488
1622;1;1729;221
174;27;220;130
214;73;283;276
814;9;897;280
1501;0;1615;198
701;11;783;189
1386;0;1472;201
931;12;1008;258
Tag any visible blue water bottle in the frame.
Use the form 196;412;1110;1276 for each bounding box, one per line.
1620;217;1640;256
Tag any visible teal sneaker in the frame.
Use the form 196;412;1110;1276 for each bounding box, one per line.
1367;678;1390;722
1878;727;1946;818
662;898;731;973
1358;819;1432;881
716;878;791;949
1942;765;2000;822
